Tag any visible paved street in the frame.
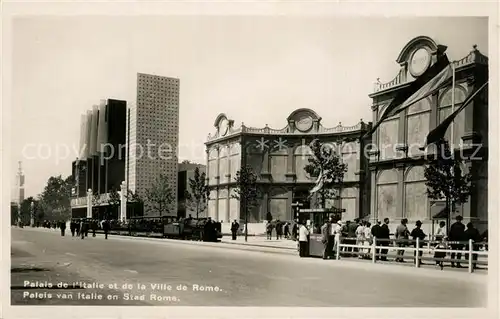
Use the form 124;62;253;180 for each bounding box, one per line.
10;228;486;307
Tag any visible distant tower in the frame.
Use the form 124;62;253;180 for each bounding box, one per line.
17;161;25;205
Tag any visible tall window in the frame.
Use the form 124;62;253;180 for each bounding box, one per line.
377;104;399;160
439;86;466;148
404;166;428;221
406;98;431;156
294;145;313;182
376;169;398;220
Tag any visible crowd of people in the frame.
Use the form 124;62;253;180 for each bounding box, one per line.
296;215;488;269
265;220;292;240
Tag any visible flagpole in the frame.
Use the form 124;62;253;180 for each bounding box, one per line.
450;62;456;146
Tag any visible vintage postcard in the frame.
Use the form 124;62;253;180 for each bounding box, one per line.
1;1;498;319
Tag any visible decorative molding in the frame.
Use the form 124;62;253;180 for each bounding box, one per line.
373;41;488;95
206;109;367;143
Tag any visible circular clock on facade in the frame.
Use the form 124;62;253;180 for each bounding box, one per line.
219;118;229;136
409;47;431;77
295;115;313;132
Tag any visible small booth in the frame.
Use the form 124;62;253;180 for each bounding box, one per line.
298;208;345;257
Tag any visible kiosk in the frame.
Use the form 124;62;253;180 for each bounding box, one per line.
297;208;345;257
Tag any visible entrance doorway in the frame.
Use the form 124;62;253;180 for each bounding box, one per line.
293;190;311;209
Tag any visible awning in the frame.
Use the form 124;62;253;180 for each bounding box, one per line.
432;207;448;219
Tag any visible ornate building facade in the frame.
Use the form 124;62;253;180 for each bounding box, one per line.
205;109;371;225
368;36;488;233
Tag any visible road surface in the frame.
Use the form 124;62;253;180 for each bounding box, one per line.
10;228;487;307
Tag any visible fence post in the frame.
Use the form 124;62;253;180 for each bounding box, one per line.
336;237;341;260
468;239;473;273
372;237;377;263
415;238;420;268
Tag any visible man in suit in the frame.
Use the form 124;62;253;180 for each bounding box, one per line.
379;218;390;261
321;216;333;260
230;219;239;240
371;220;382;260
449;215;466;268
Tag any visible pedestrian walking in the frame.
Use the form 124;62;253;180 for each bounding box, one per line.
276;220;283;240
321;217;333;259
284;222;290;239
103;219;110;239
70;220;76;237
80;219;86;239
92;219;97;237
266;222;273;240
298;222;310;258
231;219;239;240
395;218;410;262
60;220;66;236
75;219;81;236
449;215;466;268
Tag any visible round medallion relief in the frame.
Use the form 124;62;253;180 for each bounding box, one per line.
409;47;431;77
295;115;313;132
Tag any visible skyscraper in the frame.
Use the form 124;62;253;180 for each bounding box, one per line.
125;73;180;217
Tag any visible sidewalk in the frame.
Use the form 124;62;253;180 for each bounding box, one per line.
221;236;297;250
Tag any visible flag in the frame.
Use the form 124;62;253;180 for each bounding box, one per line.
421;80;488;148
310;169;325;194
364;54;451;138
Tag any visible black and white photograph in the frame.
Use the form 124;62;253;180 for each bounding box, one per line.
2;1;498;318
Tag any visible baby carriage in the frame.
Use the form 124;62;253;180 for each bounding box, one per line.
434;240;448;270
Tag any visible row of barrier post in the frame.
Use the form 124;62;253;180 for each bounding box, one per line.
335;237;488;274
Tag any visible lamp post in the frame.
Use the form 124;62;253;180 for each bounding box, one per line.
87;189;92;218
120;181;127;223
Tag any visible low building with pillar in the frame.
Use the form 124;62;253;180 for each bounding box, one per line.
205;109;371;233
368;36;488;234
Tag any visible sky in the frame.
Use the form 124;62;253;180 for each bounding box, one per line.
10;16;488;199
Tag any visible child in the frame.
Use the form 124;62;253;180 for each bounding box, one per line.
434;238;448;270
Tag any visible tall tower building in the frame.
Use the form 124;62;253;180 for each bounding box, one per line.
17;161;25;205
126;73;180;217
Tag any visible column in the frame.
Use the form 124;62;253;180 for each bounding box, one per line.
370;168;377;222
396;165;405;219
261;188;268;221
87;189;92;218
286;190;293;220
285;144;295;182
120;181;127;222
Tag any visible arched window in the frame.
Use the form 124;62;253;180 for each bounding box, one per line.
439;86;467;148
294;145;313;182
376;169;398;220
404;166;428;221
406;98;431;156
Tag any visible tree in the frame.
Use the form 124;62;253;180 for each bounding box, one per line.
107;188;121;220
126;190;144;218
232;165;259;242
304;139;348;209
185;167;210;218
19;197;37;225
145;174;175;216
38;175;72;222
11;202;19;225
425;139;473;231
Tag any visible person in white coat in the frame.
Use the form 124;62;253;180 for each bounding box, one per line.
298;222;310;258
332;220;343;259
356;221;366;259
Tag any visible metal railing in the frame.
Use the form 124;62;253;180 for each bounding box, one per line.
334;237;488;274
